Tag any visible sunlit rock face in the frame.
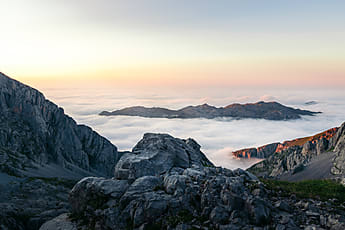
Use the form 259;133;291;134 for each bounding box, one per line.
248;123;345;181
0;72;121;178
233;127;338;159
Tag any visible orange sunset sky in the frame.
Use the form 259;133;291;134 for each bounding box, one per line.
1;0;344;89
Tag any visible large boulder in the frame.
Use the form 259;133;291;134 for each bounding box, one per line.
64;134;276;230
114;133;213;180
43;133;345;230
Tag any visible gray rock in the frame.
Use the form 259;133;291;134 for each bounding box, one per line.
248;123;345;180
209;206;229;224
275;201;291;212
246;198;271;226
331;123;345;175
39;213;77;230
114;133;213;180
42;133;345;230
0;73;121;178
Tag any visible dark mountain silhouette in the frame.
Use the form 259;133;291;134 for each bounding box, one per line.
100;101;320;120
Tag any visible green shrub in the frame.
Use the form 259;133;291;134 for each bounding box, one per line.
261;179;345;203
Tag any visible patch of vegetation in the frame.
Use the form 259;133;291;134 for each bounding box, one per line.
202;161;214;167
261;179;345;203
327;146;335;152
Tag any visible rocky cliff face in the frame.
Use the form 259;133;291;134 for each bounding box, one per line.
0;72;120;178
331;123;345;175
248;123;345;181
233;127;338;159
41;133;345;230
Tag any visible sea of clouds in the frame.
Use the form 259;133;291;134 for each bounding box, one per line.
40;86;345;170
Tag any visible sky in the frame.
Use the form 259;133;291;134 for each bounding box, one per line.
1;0;345;88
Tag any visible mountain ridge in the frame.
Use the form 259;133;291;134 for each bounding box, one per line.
100;101;320;120
0;72;121;178
233;127;339;159
246;122;345;181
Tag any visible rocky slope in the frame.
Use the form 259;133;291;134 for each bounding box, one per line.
0;73;123;229
0;175;76;230
233;127;338;159
0;72;121;178
248;123;345;181
41;133;345;230
100;101;319;120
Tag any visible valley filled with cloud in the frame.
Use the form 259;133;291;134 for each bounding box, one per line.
41;86;345;169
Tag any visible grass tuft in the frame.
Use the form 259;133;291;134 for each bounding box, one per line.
261;179;345;203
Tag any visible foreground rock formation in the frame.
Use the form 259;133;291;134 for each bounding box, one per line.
0;72;121;178
248;123;345;181
100;101;319;120
42;134;345;230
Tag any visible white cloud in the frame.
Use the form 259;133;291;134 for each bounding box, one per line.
41;87;345;170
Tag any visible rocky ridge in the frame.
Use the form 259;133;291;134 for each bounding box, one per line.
42;133;345;230
0;72;121;178
0;73;121;229
100;101;320;120
248;123;345;181
233;127;338;159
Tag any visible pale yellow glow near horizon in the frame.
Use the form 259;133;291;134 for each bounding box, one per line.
1;0;345;89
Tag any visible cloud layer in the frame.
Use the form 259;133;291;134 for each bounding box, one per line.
41;87;345;170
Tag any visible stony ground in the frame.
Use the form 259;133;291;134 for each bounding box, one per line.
41;134;345;230
0;177;76;230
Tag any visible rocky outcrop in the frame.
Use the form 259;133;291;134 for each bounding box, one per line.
248;123;345;181
114;133;213;180
42;133;345;230
331;123;345;175
233;143;280;159
233;127;338;159
0;72;121;178
100;101;320;120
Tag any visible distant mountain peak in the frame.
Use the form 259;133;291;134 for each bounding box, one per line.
100;101;320;120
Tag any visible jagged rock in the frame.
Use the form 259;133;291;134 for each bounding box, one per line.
0;73;124;230
114;133;213;180
233;143;279;159
234;127;338;160
39;213;77;230
58;134;276;229
248;123;345;180
331;123;345;175
246;198;271;226
39;133;345;229
0;72;121;178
